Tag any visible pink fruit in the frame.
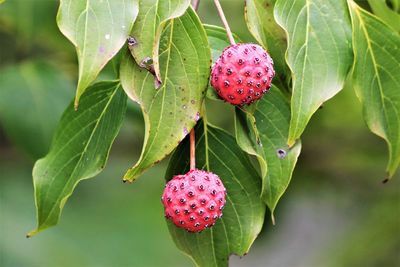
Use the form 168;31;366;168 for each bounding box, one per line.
210;43;275;105
161;169;226;232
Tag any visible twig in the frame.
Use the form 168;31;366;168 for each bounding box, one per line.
213;0;236;45
189;0;200;172
190;129;196;170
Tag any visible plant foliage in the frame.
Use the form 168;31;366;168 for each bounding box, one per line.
19;0;400;266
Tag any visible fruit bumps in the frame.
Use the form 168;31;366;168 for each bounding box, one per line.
162;169;226;232
211;43;275;105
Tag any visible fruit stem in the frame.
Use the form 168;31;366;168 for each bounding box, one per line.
191;0;200;11
190;128;196;170
213;0;236;45
190;0;199;172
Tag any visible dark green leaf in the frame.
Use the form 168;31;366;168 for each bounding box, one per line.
120;8;211;182
245;0;290;89
57;0;139;107
349;1;400;179
204;24;241;101
166;122;266;267
274;0;353;146
28;81;127;236
128;0;190;80
0;61;73;158
235;86;301;218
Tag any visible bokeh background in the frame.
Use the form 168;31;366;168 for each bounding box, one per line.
1;0;399;266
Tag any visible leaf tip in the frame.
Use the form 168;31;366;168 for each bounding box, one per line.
122;174;134;184
26;229;38;238
381;170;394;184
123;164;144;183
122;178;131;184
74;98;79;111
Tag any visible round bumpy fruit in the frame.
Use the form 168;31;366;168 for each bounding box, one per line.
210;43;275;105
161;169;226;232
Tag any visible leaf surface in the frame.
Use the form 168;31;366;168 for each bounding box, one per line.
166;122;266;267
274;0;353;145
349;1;400;178
120;8;211;182
57;0;138;106
235;86;301;217
0;61;73;158
29;81;127;236
128;0;190;80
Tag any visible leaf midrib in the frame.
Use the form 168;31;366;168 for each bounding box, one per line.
78;0;91;80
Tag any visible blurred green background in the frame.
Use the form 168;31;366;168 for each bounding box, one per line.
0;0;399;266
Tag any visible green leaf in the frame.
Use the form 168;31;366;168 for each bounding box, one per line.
367;0;400;32
235;86;301;218
245;0;290;89
274;0;353;146
128;0;190;80
57;0;139;107
204;24;241;101
28;81;127;236
120;8;211;182
0;61;73;159
166;122;266;267
349;1;400;179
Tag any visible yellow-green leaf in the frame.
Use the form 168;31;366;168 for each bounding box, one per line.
57;0;139;107
120;8;211;182
349;1;400;179
274;0;353;146
128;0;190;80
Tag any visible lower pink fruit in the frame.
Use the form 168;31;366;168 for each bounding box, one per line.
161;169;226;232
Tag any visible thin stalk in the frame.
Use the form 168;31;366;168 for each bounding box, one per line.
213;0;236;45
190;129;196;170
189;0;200;172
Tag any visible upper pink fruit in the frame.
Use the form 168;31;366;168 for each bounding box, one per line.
161;169;226;233
210;43;275;105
